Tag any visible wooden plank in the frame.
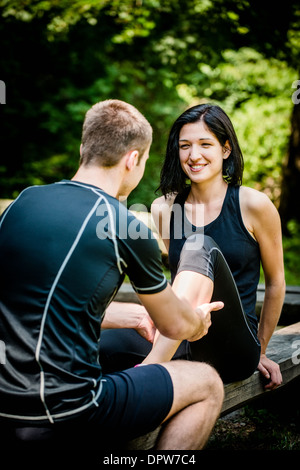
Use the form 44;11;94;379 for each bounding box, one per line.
256;286;300;324
125;427;161;451
114;283;140;304
273;320;300;335
0;199;13;215
221;322;300;415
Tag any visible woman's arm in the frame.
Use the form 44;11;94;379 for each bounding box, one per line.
151;194;176;252
240;187;286;389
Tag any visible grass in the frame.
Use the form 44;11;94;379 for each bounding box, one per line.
207;408;300;451
206;377;300;451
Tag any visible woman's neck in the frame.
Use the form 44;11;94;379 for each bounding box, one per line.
187;178;228;205
184;178;229;227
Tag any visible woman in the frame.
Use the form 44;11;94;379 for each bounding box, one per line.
100;103;285;387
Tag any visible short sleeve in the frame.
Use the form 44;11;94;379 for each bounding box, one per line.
118;211;168;295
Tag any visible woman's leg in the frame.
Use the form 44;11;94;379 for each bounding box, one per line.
99;327;190;374
178;235;261;383
141;271;215;364
99;328;152;373
100;234;260;381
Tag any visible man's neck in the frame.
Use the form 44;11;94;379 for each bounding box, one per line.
71;165;122;198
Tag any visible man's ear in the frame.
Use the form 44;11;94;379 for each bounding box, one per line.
223;140;232;159
125;150;139;170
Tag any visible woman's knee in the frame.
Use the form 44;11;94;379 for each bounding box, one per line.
183;234;219;253
178;234;220;281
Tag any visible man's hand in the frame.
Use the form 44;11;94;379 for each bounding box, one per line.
188;301;224;342
257;354;282;390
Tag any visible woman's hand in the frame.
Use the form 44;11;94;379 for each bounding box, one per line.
257;354;282;390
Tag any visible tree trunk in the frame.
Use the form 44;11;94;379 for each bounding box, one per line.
279;103;300;235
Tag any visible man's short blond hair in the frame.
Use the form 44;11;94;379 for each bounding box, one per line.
80;99;152;167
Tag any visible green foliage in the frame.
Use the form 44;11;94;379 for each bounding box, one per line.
282;221;300;285
216;49;295;204
0;0;299;285
0;0;299;213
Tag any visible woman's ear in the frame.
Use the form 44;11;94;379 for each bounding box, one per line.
223;140;232;159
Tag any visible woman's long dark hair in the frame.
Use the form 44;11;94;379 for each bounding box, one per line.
158;103;244;196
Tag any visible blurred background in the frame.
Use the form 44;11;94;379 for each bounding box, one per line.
0;0;299;284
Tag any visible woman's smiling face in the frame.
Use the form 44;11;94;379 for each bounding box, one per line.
178;119;230;184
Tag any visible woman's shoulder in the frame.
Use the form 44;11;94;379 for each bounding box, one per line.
239;185;273;212
239;185;279;231
238;186;280;242
151;193;177;211
151;194;178;242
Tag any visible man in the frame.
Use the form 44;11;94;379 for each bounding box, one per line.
0;99;224;450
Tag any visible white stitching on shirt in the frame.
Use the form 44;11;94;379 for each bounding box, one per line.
35;195;104;423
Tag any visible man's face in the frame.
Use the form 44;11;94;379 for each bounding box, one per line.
118;143;151;199
135;144;150;185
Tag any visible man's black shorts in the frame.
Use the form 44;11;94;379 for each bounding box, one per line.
0;364;173;449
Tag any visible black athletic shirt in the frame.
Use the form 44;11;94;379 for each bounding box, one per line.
0;180;167;424
169;185;261;334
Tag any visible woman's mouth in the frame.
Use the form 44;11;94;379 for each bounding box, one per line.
189;164;207;172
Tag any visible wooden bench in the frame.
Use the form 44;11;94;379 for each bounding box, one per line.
125;321;300;450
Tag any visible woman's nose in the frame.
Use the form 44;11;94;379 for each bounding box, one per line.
189;145;202;161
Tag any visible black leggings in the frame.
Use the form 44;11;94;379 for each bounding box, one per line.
99;236;261;383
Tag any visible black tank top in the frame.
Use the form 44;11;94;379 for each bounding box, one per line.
169;185;261;332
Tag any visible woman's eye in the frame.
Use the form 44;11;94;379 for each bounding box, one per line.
180;144;190;150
